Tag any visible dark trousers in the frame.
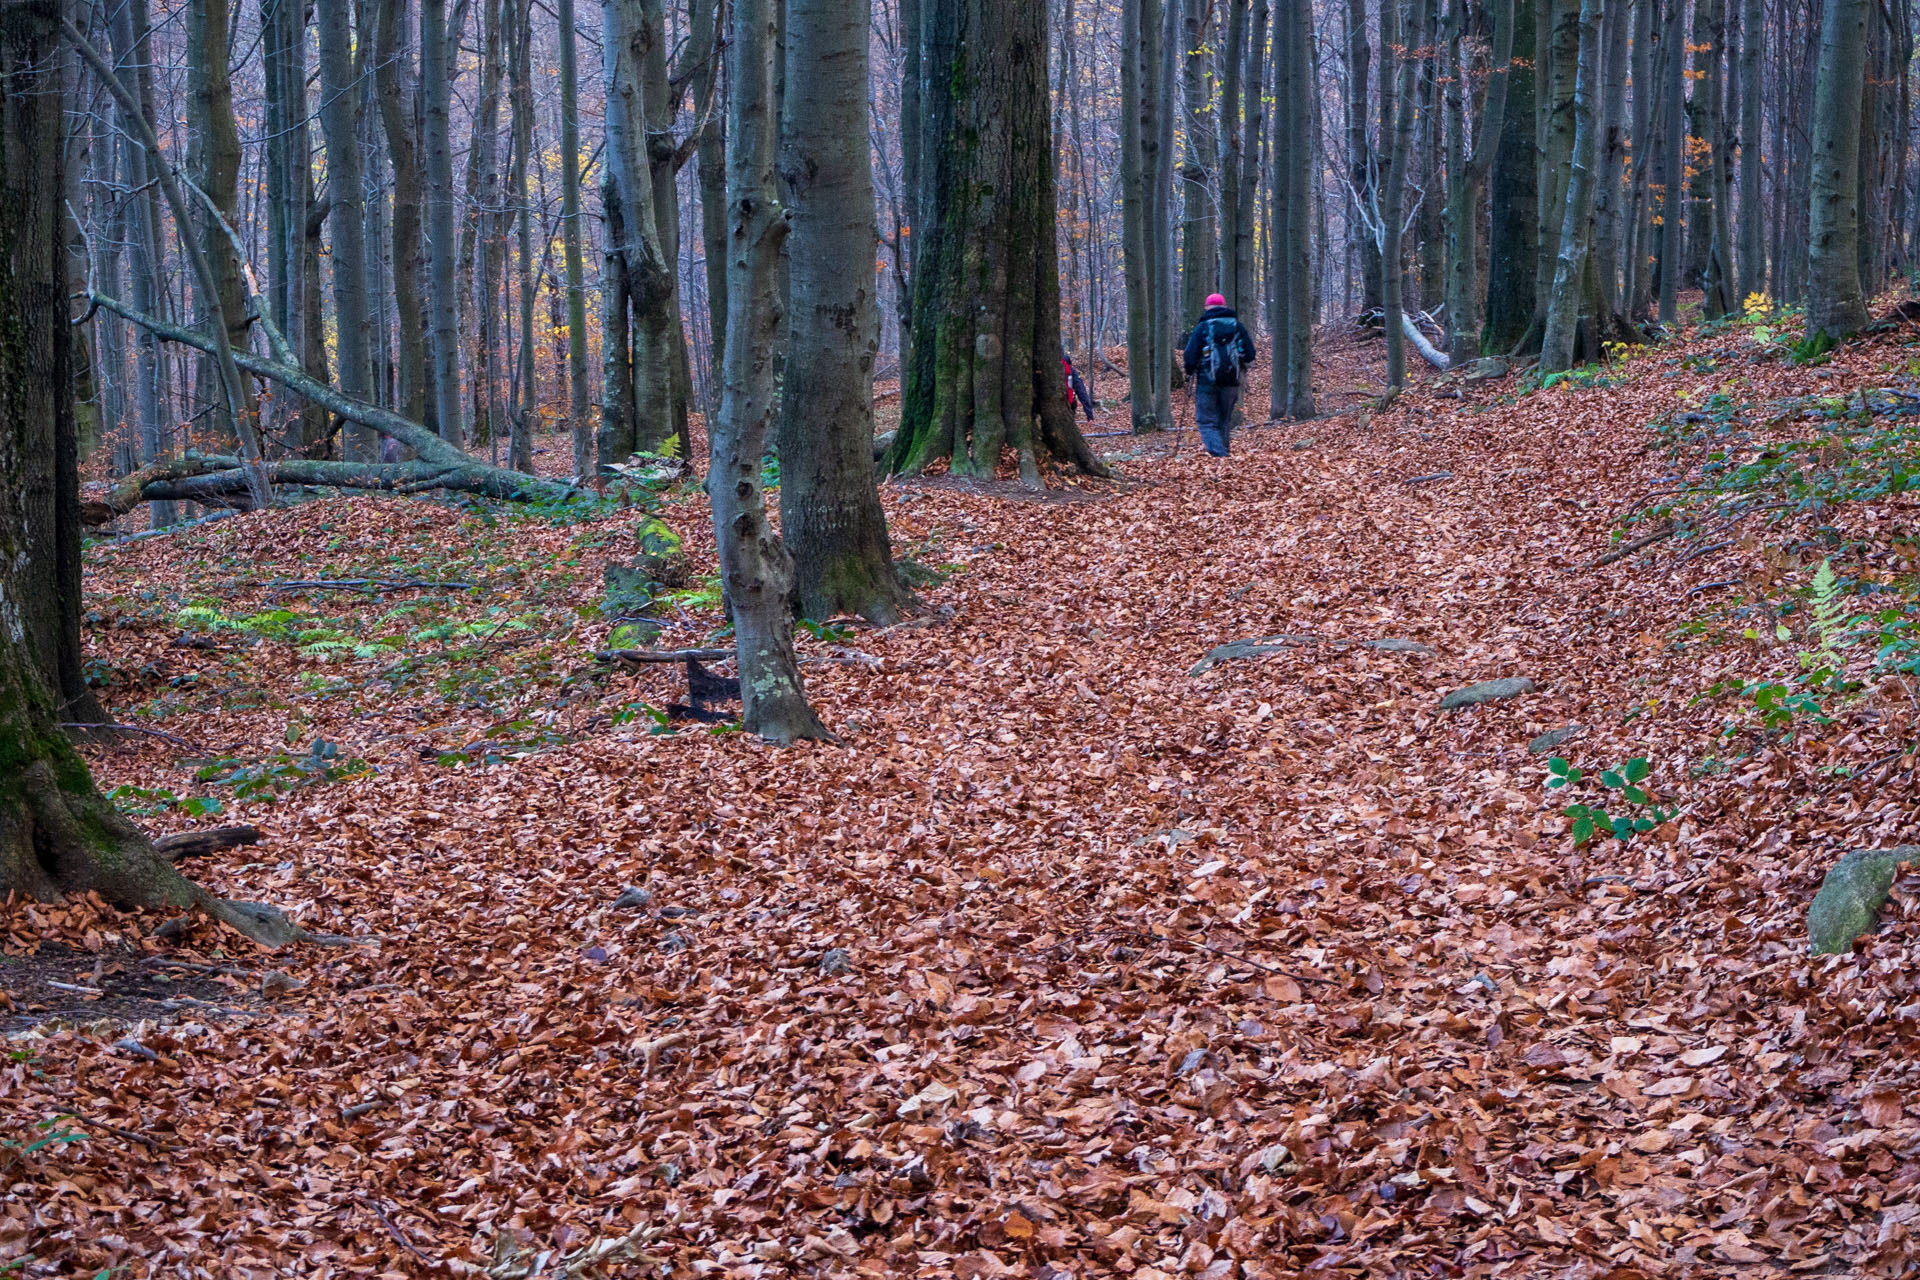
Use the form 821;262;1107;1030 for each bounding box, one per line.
1195;381;1239;456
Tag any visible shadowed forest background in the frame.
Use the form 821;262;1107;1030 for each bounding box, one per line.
8;0;1920;1271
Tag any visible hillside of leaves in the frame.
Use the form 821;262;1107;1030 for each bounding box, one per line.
9;307;1920;1276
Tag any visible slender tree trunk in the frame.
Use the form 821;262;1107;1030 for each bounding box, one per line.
1592;0;1629;312
1180;0;1217;323
1541;0;1602;370
1271;5;1294;417
1237;0;1269;317
1484;0;1538;351
557;0;592;473
1622;0;1654;316
377;0;429;429
1737;0;1762;295
710;0;827;742
186;0;250;447
1341;0;1380;312
693;0;727;385
1219;0;1248;305
1657;0;1684;323
318;0;374;430
421;0;462;445
1121;0;1158;430
1152;0;1177;416
508;0;536;471
1445;0;1514;358
1282;0;1315;415
1381;0;1419;387
778;0;908;623
1808;0;1870;339
108;0;176;522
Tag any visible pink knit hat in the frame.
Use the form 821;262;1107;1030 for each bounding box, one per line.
1206;293;1227;307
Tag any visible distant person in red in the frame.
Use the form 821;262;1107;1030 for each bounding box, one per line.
1063;350;1096;421
1182;293;1258;457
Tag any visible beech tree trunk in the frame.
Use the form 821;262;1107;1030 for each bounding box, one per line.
1218;0;1248;305
186;0;251;445
1808;0;1869;339
1279;0;1315;416
1540;0;1602;370
1444;0;1514;359
317;0;374;416
709;0;828;743
1483;0;1538;352
889;0;1102;477
377;0;430;429
778;0;908;623
1;0;304;947
1120;0;1157;430
1657;0;1684;323
1738;0;1764;295
1180;0;1217;322
422;0;463;446
1380;0;1418;388
557;0;593;474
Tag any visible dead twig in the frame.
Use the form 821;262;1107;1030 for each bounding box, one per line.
264;578;474;593
60;722;207;753
360;1197;435;1265
1593;523;1680;567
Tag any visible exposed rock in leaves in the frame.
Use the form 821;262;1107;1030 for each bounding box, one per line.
1439;676;1538;708
1809;847;1915;954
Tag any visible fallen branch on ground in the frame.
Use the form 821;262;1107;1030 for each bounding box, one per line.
60;721;206;753
264;578;475;593
152;826;263;862
1593;523;1680;567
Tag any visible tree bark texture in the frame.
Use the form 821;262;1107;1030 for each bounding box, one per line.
1808;0;1869;339
709;0;829;743
777;0;908;623
889;0;1102;477
1483;0;1538;352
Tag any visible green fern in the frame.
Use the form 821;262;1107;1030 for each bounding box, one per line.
1805;559;1848;680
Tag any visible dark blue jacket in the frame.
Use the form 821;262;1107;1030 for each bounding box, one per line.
1182;306;1259;384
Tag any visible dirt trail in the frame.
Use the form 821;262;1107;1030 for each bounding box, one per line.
10;333;1920;1276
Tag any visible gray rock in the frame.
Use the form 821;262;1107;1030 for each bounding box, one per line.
1189;635;1321;676
1363;638;1434;656
1463;356;1509;383
818;947;853;976
1529;725;1584;755
613;885;653;910
1809;847;1917;955
1289;438;1315;451
1439;677;1538;709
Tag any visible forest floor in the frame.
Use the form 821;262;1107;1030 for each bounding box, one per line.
10;307;1920;1277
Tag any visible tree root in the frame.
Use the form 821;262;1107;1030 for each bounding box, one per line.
6;761;351;949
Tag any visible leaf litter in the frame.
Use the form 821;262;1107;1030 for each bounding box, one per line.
8;316;1920;1275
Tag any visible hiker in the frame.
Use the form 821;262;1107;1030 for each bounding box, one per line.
1063;351;1096;421
1181;293;1258;457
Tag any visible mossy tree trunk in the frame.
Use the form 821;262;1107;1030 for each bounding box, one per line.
777;0;910;624
890;0;1103;479
1;0;300;946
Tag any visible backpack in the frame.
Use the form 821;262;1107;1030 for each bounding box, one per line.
1202;317;1244;387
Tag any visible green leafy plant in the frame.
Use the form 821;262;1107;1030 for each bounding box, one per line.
1546;756;1677;845
106;783;223;818
796;617;854;644
5;1115;86;1158
193;738;373;801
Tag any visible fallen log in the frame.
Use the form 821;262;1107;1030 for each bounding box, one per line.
87;293;582;515
153;826;264;863
1401;313;1452;370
